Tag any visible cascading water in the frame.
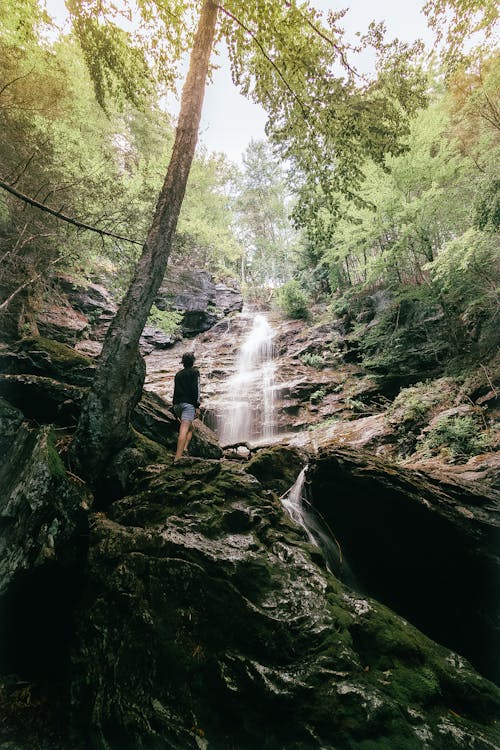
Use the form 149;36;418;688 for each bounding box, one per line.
217;313;276;445
281;467;357;586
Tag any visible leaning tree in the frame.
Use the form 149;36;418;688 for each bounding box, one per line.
65;0;427;482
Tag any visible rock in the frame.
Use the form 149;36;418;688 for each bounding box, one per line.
0;338;95;426
156;266;243;336
0;373;85;426
288;413;394;455
139;325;177;355
132;390;179;451
0;424;89;593
308;447;500;684
36;303;88;345
132;390;222;460
67;458;500;749
35;274;118;347
0;398;24;458
0;337;96;386
408;452;500;492
246;445;305;495
54;274;117;318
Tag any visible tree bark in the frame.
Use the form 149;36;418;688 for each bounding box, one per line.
70;0;218;483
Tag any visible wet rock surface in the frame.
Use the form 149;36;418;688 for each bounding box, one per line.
308;447;500;685
69;455;500;750
0;349;499;748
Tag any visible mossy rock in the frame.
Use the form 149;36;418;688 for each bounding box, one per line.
0;337;96;386
246;445;305;495
68;457;500;750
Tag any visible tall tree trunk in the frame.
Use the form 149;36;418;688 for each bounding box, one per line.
70;0;218;483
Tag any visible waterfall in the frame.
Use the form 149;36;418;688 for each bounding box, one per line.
281;468;357;586
218;313;276;445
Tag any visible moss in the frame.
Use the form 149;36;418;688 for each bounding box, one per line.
246;446;304;495
388;663;441;705
17;337;92;367
46;429;68;479
132;429;171;464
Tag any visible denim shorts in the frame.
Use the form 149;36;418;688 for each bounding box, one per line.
173;402;196;422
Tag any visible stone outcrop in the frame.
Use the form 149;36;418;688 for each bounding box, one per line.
156;265;243;336
33;268;243;357
67;454;500;750
0;338;220;466
1;343;499;749
308;447;500;685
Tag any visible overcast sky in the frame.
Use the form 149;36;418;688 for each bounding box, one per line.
199;1;435;163
44;0;436;164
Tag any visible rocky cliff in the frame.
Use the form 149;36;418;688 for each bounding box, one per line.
0;336;499;750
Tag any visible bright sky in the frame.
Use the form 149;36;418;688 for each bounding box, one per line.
200;1;435;163
44;0;436;164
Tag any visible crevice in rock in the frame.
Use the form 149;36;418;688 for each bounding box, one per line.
310;455;499;685
0;561;85;684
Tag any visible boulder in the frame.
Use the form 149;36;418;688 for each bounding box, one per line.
0;337;96;386
156;266;243;336
132;390;222;460
0;338;94;426
0;424;89;593
68;458;500;749
36;303;88;345
308;447;500;684
246;445;305;495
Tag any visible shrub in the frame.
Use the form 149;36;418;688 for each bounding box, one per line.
387;381;453;457
276;280;310;319
147;305;183;336
310;388;326;404
301;352;324;368
422;415;493;460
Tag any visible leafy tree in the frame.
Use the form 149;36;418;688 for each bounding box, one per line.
234;139;300;286
423;0;499;67
6;0;427;481
276;279;310;320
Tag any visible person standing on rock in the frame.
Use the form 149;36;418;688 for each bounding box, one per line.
173;351;200;462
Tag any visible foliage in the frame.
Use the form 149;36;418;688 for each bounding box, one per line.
422;414;493;459
300;352;324;369
276;280;310;320
0;3;243;336
233;140;301;286
423;0;499;67
387;380;455;456
174;152;243;274
146;305;182;336
309;388;325;404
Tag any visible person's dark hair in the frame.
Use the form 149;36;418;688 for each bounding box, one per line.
181;352;195;368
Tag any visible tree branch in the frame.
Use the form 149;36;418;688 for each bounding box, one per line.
282;0;362;80
0;255;62;312
0;178;144;245
0;69;35;98
215;4;309;118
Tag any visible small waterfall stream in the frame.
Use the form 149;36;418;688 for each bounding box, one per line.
281;468;357;586
217;313;277;445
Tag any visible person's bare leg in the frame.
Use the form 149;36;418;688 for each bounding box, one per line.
184;423;194;454
175;420;191;460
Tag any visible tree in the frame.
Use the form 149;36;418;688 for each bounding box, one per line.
234;139;299;286
70;0;218;481
62;0;428;482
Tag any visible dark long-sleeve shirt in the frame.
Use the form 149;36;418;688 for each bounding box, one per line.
173;366;200;408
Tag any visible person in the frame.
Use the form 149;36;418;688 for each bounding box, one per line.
172;351;200;462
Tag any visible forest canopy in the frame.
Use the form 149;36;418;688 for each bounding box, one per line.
0;0;498;365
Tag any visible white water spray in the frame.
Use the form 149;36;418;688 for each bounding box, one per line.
281;467;356;585
218;313;276;445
